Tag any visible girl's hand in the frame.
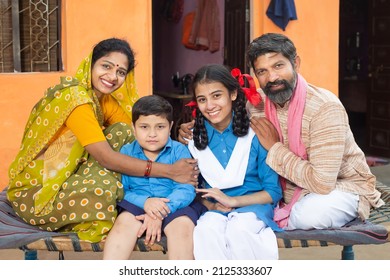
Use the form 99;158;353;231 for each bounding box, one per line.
135;214;162;245
214;202;234;212
196;188;237;208
171;158;199;186
144;198;170;220
198;197;233;212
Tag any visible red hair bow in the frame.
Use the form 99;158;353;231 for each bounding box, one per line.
185;100;198;118
231;68;262;106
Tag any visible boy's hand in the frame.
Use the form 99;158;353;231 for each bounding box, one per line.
135;214;162;245
144;197;170;220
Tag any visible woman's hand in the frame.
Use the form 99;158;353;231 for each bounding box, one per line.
144;198;170;220
196;188;237;209
135;214;162;245
171;158;199;186
85;122;199;184
177;120;195;144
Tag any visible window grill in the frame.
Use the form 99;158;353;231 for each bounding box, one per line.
0;0;61;73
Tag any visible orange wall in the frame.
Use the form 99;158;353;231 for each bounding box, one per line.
0;0;152;189
252;0;339;95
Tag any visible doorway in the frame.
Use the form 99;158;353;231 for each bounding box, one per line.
152;0;249;92
151;0;249;139
339;0;390;157
224;0;250;73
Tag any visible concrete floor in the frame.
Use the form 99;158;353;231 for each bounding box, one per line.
0;161;389;260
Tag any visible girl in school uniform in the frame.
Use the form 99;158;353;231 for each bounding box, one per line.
186;64;282;260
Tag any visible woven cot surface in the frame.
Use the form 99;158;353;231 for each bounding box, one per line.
22;235;167;252
0;182;389;251
275;219;388;248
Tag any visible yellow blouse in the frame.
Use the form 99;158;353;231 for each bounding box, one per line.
55;95;132;147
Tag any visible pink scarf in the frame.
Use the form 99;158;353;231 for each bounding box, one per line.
265;73;308;228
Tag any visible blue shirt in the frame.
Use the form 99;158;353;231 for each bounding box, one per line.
199;120;283;231
204;120;282;204
120;137;196;214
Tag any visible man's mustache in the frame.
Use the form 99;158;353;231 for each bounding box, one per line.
265;80;288;90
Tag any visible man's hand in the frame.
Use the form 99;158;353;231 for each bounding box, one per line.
135;214;162;245
177;120;195;144
144;198;170;220
250;117;280;150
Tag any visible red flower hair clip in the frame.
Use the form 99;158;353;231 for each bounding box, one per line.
185;100;198;118
231;68;262;106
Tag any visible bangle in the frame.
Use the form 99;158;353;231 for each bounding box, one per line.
144;160;153;177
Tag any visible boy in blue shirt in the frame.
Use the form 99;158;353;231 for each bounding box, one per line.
103;95;206;260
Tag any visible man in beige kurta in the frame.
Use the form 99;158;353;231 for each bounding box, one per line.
246;33;384;229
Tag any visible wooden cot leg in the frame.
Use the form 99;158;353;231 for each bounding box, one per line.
24;249;38;260
341;245;355;260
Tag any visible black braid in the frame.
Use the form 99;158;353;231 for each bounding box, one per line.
232;88;250;137
193;108;209;150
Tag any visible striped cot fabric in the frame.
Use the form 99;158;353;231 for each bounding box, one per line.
0;182;389;260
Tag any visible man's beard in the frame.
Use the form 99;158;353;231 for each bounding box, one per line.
263;73;296;105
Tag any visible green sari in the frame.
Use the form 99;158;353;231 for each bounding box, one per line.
7;54;138;242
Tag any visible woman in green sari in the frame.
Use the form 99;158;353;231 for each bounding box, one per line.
7;38;198;243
